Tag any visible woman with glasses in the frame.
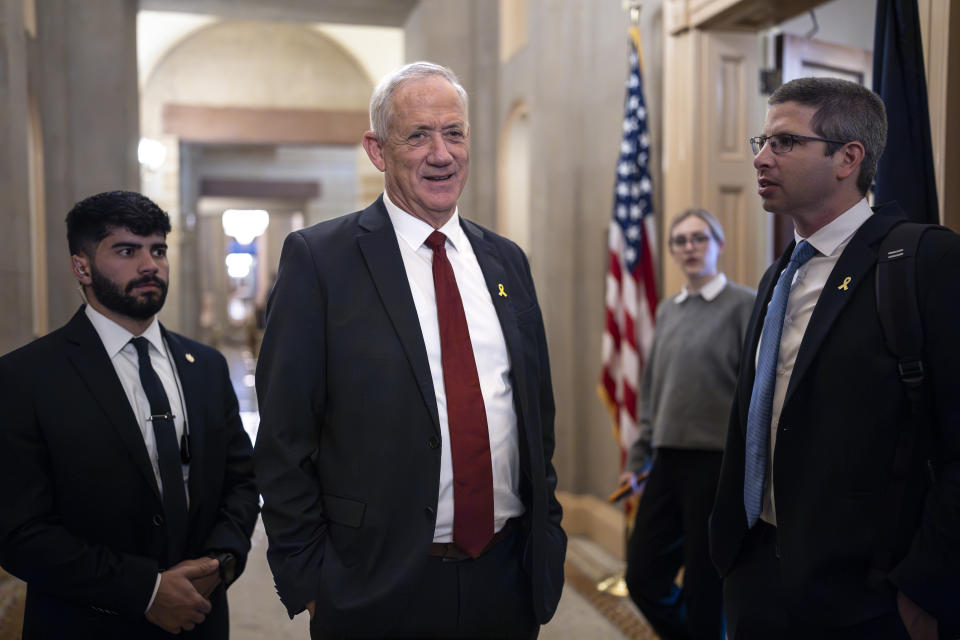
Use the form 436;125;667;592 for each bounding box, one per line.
621;208;755;640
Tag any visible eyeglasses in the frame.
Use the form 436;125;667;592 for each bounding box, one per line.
669;233;711;249
749;133;848;155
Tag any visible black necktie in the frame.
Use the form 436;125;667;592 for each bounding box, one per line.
131;337;188;565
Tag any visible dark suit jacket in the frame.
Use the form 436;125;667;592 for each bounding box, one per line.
710;204;960;628
254;197;566;633
0;308;259;639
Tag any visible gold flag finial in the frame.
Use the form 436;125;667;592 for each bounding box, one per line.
622;0;642;26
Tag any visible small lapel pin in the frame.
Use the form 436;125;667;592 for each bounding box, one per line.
497;284;508;297
837;276;852;291
185;353;195;363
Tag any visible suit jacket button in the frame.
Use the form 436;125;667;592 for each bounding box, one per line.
425;506;435;519
428;436;440;449
153;514;164;526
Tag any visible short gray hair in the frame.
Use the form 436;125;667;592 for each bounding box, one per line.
669;208;725;246
769;77;887;195
368;61;469;143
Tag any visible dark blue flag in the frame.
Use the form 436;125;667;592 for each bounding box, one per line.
872;0;939;223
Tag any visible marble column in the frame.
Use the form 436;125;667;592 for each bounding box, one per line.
35;0;140;330
0;0;34;354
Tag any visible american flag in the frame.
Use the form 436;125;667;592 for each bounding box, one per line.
599;27;658;464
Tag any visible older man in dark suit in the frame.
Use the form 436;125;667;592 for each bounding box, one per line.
709;77;960;639
254;61;565;638
0;191;259;638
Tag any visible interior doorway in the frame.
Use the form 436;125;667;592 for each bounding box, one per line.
179;142;360;351
771;33;873;256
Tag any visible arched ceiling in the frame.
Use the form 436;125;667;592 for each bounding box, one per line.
138;0;418;27
138;12;403;92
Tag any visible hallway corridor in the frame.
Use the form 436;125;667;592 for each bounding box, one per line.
0;346;653;639
227;519;648;639
223;346;653;639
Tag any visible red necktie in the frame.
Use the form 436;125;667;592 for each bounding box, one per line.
425;230;494;558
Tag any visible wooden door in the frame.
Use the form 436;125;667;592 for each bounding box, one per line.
662;29;766;294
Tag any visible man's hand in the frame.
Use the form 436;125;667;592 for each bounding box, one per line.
145;558;219;634
187;556;222;598
191;567;221;599
306;600;316;619
898;591;938;640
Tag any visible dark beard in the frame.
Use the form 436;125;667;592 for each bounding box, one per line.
89;265;168;320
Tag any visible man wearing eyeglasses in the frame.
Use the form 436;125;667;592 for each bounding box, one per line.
709;77;960;639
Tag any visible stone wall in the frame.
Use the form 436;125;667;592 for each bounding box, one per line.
34;0;140;330
0;0;34;354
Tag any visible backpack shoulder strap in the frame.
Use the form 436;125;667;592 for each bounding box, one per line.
875;221;934;386
868;220;940;586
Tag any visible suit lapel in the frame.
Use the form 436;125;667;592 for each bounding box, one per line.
162;328;205;518
783;213;899;405
462;220;532;426
64;309;160;501
356;198;441;434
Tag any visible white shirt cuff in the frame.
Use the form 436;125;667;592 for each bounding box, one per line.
145;573;162;613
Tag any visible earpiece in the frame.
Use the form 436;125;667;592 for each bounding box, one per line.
74;261;86;276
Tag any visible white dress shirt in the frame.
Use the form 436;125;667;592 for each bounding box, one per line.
383;192;525;542
85;305;190;497
760;198;873;525
85;304;190;610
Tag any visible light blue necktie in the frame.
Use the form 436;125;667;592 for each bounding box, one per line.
744;240;816;527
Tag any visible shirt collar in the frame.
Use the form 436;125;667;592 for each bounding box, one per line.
85;304;163;358
675;273;728;304
795;198;873;258
383;191;465;253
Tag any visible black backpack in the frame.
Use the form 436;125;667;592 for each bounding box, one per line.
869;220;944;586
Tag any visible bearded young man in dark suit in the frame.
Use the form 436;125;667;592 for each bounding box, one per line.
709;77;960;639
0;191;259;638
254;61;565;639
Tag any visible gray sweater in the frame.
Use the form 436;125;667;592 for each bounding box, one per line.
627;279;755;471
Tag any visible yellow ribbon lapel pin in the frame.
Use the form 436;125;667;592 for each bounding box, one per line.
498;284;508;297
837;276;852;291
185;353;196;363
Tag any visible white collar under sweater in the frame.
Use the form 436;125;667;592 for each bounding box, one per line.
674;273;728;304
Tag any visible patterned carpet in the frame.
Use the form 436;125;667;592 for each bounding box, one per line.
0;570;24;640
563;559;655;640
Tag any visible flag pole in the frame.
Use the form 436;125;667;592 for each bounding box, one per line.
597;0;646;600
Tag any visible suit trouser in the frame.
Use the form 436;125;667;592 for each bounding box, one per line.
723;521;910;640
310;521;538;639
625;448;724;640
